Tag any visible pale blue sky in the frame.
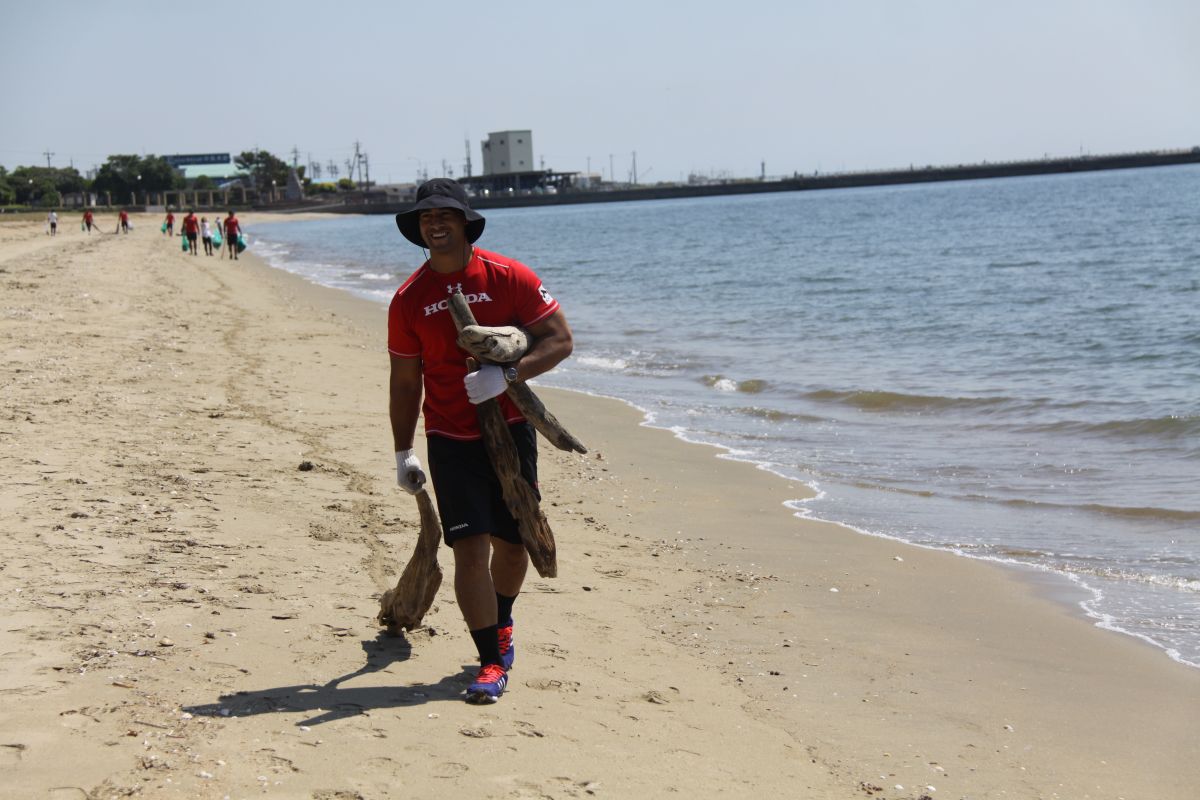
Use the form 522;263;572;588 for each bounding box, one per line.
3;0;1197;183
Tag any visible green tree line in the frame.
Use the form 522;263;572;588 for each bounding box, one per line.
1;148;358;207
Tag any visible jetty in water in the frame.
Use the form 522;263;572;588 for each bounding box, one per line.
291;147;1200;214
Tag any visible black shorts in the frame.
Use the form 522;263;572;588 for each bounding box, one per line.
427;422;539;547
186;231;198;241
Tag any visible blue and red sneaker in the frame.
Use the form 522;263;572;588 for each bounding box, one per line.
466;663;508;704
498;621;515;670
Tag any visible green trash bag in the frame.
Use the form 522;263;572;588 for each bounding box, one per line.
236;234;247;253
161;222;167;233
182;236;189;252
212;230;223;248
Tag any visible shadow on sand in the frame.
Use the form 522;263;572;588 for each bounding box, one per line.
182;633;475;726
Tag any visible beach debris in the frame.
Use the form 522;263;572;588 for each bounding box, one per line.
449;291;585;455
448;299;559;577
378;489;444;634
892;555;904;562
158;638;174;647
298;461;315;472
456;324;529;363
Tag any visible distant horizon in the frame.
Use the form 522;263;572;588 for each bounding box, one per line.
6;141;1198;188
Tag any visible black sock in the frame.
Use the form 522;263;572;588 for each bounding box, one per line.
496;592;517;627
470;625;502;667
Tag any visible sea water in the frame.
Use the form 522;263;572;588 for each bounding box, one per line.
250;165;1200;668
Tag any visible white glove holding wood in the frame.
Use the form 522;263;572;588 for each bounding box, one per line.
464;363;508;404
395;449;426;494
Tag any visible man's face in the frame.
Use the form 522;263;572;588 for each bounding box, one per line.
418;207;468;251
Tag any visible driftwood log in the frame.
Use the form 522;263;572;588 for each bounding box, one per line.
377;488;443;634
465;357;558;577
449;296;587;455
457;324;529;364
448;290;561;577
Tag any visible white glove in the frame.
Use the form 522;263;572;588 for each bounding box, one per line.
395;449;426;495
464;364;507;405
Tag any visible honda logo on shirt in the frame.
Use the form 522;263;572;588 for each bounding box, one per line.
424;290;494;316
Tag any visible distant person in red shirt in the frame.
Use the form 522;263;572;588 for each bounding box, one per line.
182;211;200;256
165;211;175;236
82;209;94;233
223;211;240;260
118;209;130;234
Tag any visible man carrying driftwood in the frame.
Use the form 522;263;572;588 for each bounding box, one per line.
388;179;574;704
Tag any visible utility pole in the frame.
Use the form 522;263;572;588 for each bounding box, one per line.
43;149;55;168
290;146;300;168
609;154;614;184
632;151;638;185
363;153;370;189
464;138;472;178
328;160;338;180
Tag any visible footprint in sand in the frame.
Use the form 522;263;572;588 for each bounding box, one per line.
527;642;569;660
514;720;545;738
525;678;580;692
311;791;365;800
47;789;88;800
432;762;469;778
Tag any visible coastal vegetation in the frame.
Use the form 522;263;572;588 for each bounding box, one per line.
0;148;341;210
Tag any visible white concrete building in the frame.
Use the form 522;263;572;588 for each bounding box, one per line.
481;130;534;175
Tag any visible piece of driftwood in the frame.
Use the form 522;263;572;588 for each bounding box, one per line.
457;324;529;363
504;382;587;453
445;290;558;576
377;488;443;634
448;293;587;454
467;357;558;578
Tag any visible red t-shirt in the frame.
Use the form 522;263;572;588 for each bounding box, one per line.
224;217;239;236
166;213;174;224
388;248;560;440
119;211;128;221
183;215;199;234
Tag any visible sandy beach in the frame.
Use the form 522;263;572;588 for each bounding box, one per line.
1;212;1197;800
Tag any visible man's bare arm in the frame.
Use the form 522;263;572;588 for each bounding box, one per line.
389;355;423;451
510;309;573;383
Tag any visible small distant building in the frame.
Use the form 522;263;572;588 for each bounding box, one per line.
481;130;534;175
461;129;577;196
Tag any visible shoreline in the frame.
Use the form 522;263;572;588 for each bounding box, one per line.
2;213;1197;798
516;382;1191;668
243;218;1200;673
